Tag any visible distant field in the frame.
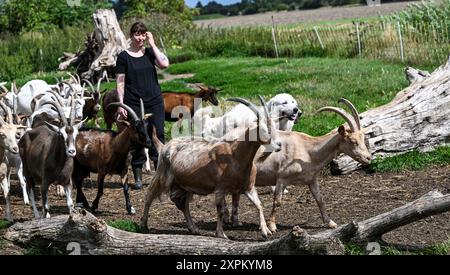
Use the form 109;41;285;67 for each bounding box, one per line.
194;1;426;28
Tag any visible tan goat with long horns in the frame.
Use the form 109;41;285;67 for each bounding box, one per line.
225;98;371;232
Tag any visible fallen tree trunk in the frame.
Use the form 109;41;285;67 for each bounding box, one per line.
332;57;450;174
58;9;128;81
4;190;449;255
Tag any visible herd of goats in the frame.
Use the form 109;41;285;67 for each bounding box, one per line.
0;73;371;239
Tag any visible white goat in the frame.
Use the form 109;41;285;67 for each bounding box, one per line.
194;93;300;138
0;110;28;222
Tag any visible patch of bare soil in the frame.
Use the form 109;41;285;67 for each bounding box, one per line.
1;165;449;249
195;2;432;28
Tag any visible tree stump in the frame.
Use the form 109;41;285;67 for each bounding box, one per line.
332;57;450;174
4;191;449;255
58;9;128;81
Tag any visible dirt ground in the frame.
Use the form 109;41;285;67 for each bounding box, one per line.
194;1;434;28
1;164;449;252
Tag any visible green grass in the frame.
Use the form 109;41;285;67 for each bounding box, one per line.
284;15;381;29
164;56;411;136
0;219;12;229
24;244;65;255
193;13;227;20
107;220;144;233
370;146;450;173
345;239;450;255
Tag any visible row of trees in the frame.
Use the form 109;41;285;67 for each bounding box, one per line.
196;0;366;16
0;0;195;34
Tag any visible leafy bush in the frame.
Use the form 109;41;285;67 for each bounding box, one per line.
0;25;89;81
0;0;111;33
276;3;290;11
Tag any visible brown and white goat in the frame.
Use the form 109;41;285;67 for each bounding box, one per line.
81;79;103;127
72;101;152;214
140;96;280;239
226;98;371;232
19;99;83;219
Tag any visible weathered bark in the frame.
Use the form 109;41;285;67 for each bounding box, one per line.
4;191;449;255
58;9;128;81
332;56;450;174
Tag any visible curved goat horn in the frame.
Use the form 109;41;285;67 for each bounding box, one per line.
82;79;96;93
107;102;139;122
227;98;260;119
316;106;357;132
96;77;102;93
40;100;68;127
70;93;76;126
46;89;66;109
338;98;361;130
61;81;76;99
0;101;13;124
258;95;271;131
75;74;81;85
0;84;9;94
0;115;6;126
67;72;78;85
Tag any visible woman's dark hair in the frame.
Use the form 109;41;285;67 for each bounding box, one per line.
130;22;148;36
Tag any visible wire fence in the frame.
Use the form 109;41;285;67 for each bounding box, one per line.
181;20;450;66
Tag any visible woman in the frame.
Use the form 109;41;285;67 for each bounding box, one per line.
115;22;169;190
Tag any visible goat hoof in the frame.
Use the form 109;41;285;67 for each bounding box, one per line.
128;207;136;215
268;223;277;233
216;232;228;239
261;226;273;238
140;225;150;234
189;227;201;235
91;207;99;214
328;220;338;229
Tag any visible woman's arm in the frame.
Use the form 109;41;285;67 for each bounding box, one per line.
116;73;128;118
146;31;170;69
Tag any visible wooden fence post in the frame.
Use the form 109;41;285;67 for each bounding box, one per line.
271;16;279;58
314;26;324;49
356;22;362;57
396;21;404;62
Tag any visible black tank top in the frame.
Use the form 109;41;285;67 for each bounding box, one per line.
115;48;162;107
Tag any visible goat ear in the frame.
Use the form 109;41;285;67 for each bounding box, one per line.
117;119;130;127
338;125;347;137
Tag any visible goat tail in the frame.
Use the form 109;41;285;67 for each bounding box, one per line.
152;125;163;152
